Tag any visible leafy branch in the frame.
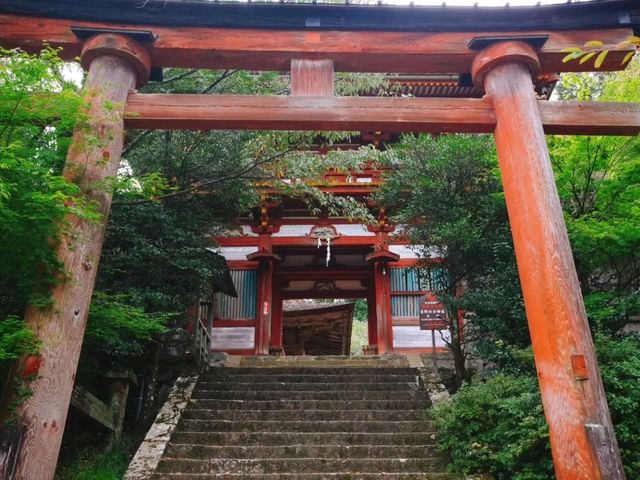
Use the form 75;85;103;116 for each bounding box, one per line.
562;36;639;68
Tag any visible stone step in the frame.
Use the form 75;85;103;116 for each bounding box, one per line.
163;444;440;460
189;399;430;410
176;419;433;433
153;473;473;480
182;409;430;422
195;382;419;392
191;390;425;401
202;374;421;384
237;356;411;368
169;431;438;447
156;457;445;474
207;367;418;376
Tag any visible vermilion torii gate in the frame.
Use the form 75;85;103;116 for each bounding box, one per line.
1;1;639;479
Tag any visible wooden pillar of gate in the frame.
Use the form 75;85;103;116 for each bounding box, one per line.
472;41;624;480
6;34;150;480
248;234;280;355
366;249;399;354
269;280;284;352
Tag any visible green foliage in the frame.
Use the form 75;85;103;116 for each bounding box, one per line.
85;293;169;359
98;201;235;313
0;47;85;316
55;435;138;480
595;333;640;478
434;333;640;480
433;374;552;480
350;318;369;357
0;317;38;361
378;134;528;381
550;68;640;297
77;292;169;380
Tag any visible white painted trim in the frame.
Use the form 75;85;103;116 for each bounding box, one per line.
218;246;258;260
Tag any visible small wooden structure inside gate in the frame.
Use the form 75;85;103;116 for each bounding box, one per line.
0;1;639;479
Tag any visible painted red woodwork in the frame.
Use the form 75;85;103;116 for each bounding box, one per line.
212;319;256;328
473;41;624;480
123;93;640;136
21;355;42;379
0;15;632;73
372;262;394;354
80;33;151;87
253;234;278;355
254;259;274;355
367;291;378;348
218;236;400;247
291;59;334;96
9;35;149;480
222;260;259;269
365;250;400;263
269;286;284;350
281;290;369;300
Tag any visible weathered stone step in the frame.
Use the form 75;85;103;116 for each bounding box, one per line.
202;374;421;384
191;390;425;401
182;409;430;422
156;457;444;474
237;356;411;368
163;444;439;460
189;399;430;410
196;382;419;392
153;473;474;480
176;419;433;433
207;367;417;376
169;431;438;447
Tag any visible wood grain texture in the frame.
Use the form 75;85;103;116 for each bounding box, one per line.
484;59;625;480
373;262;394;354
13;54;138;480
254;241;276;355
0;14;633;73
291;59;334;97
123;94;640;136
70;385;115;431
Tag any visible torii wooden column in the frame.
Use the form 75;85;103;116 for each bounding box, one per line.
472;41;625;480
9;34;150;480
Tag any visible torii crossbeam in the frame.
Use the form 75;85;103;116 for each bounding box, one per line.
0;0;638;479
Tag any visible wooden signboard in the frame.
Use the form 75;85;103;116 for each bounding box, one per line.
419;293;447;330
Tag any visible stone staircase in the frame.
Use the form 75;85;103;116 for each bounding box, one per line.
148;355;476;480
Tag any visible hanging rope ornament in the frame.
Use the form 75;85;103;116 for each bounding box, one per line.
310;226;337;267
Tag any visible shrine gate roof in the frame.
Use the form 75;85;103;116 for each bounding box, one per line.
1;0;638;33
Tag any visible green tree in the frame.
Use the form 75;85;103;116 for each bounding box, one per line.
0;48;86;373
378;134;528;385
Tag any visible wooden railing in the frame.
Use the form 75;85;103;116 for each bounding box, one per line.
194;301;213;370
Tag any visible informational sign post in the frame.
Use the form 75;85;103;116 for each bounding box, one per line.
419;293;447;330
418;293;448;368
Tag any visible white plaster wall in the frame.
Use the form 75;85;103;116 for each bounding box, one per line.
217;246;258;261
392;326;451;348
211;327;255;350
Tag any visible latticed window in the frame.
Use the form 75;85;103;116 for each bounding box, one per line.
216;269;258;319
390;267;448;318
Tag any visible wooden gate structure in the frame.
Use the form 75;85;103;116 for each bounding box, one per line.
0;0;639;478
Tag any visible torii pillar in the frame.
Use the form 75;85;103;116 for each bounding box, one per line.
8;34;151;480
472;41;624;480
